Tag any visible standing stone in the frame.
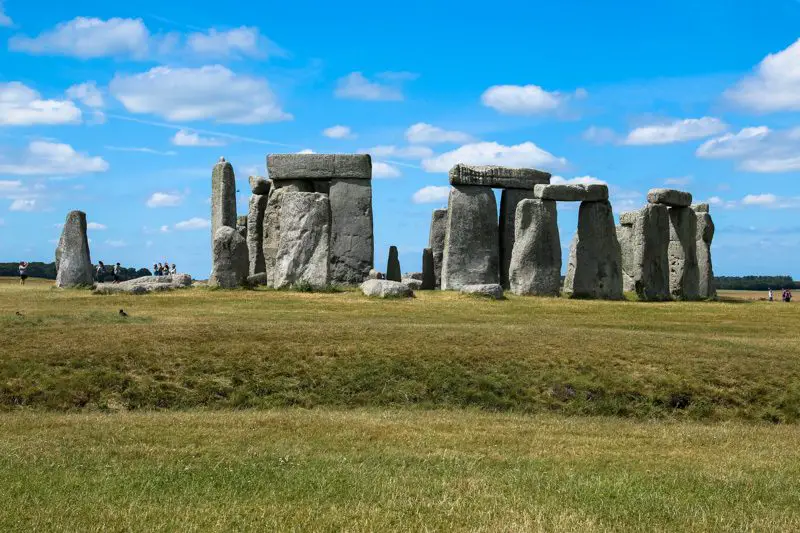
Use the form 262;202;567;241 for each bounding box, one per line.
428;209;447;287
695;208;716;299
249;176;270;195
211;158;237;246
262;187;286;287
563;201;623;299
509;199;561;296
441;186;499;290
329;179;374;284
668;207;700;300
236;215;248;240
272;192;331;289
627;204;671;301
617;223;635;292
209;226;248;288
421;248;435;290
247;193;269;276
386;246;401;282
55;210;93;288
499;189;536;289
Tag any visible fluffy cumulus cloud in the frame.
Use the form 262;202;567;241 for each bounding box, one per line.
725;39;800;112
739;156;800;173
0;141;108;175
422;141;567;173
696;126;800;173
322;125;354;139
623;117;727;145
412;185;450;204
0;1;12;26
186;27;280;59
146;192;183;208
742;194;778;206
10;17;152;59
405;123;472;144
696;127;770;159
334;72;409;101
371;162;401;179
172;129;225;147
174;217;211;230
10;199;37;212
481;85;585;115
363;145;433;159
66;82;104;108
0;82;82;126
550;175;606;185
110;65;292;123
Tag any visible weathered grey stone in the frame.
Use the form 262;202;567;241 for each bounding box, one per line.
533;183;608;202
367;269;385;280
403;278;423;290
691;203;709;213
421;248;435;290
209;226;248;288
94;274;192;295
563;201;623;300
441;186;500;290
55;210;94;288
619;211;638;227
647;188;692;208
449;164;551;189
509;199;561;296
460;284;505;300
627;204;671;301
247;194;269;276
405;272;424;281
499;189;536;289
695;212;716;299
246;272;269;287
262;187;285;286
386;246;401;282
668;207;700;300
272;192;331;289
249;176;270;195
267;154;371;179
236;215;248;239
211;158;237;247
616;225;635;293
273;180;313;192
360;279;413;298
312;180;331;195
329;178;374;284
428;209;447;287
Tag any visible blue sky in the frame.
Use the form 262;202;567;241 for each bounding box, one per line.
1;0;799;278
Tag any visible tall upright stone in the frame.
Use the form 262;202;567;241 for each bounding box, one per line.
668;207;700;300
272;192;331;289
428;209;447;287
211;157;237;247
499;189;536;289
247;178;270;276
421;248;436;290
508;199;561;296
441;186;499;290
329;178;374;284
563;201;623;299
694;204;716;299
55;210;93;288
262;187;286;287
209;226;248;288
623;205;671;301
386;246;401;282
616;222;635;292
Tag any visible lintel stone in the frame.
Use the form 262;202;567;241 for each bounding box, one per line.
267;154;372;180
448;164;550;189
533;183;608;202
647;188;692;208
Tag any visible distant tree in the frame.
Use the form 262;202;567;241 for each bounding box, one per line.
713;276;796;291
0;262;149;281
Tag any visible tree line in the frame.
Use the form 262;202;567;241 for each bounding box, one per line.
713;276;798;290
0;262;152;282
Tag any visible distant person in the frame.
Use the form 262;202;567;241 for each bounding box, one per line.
18;261;28;285
153;263;158;276
787;289;793;303
96;261;105;283
768;288;774;302
156;263;163;276
170;264;177;275
113;262;122;283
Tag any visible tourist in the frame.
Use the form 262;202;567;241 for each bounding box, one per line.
18;261;28;285
787;289;793;303
768;288;773;302
153;263;159;276
170;264;177;275
113;262;122;283
96;261;105;283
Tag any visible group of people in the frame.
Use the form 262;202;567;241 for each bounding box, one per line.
768;288;793;303
153;262;177;276
96;261;123;283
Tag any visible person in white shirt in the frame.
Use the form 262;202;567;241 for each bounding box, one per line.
768;288;774;302
18;261;28;285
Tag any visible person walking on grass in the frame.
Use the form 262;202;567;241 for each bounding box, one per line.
18;261;28;285
113;262;122;283
768;288;774;302
96;261;105;283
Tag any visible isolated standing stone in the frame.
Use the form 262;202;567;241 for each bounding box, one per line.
441;186;499;290
695;209;716;299
668;207;700;300
627;204;671;301
273;192;331;289
247;193;269;276
209;226;248;288
563;201;623;299
329;178;374;284
509;199;561;296
55;210;93;288
386;246;401;282
499;189;536;289
428;208;447;287
421;248;435;290
211;158;237;246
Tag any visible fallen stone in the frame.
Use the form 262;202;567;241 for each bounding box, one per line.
499;188;536;289
403;278;423;290
211;158;237;246
449;164;551;189
246;272;269;287
428;208;447;287
668;207;700;300
460;284;505;300
563;201;623;299
94;274;192;295
695;211;716;299
267;154;371;179
386;246;402;282
421;248;436;290
647;188;692;208
360;279;413;298
209;226;248;288
628;204;671;301
329;178;374;284
249;176;271;195
533;183;608;202
55;210;94;288
509;199;561;296
273;192;331;289
247;194;269;275
441;185;500;290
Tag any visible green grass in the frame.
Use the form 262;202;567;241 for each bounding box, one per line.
1;278;799;421
1;409;799;531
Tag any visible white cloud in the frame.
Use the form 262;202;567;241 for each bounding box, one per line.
0;141;108;175
334;72;406;101
623;117;727;145
0;1;13;27
110;65;292;123
87;222;107;230
582;126;617;145
364;145;433;159
322;125;354;139
105;239;127;248
739;156;800;173
105;146;177;156
297;149;315;154
9;199;37;212
742;194;777;206
725;39;800;112
146;192;183;208
550;175;606;185
372;162;401;179
481;85;585;115
9;17;152;59
66;82;104;108
422;141;567;173
174;217;210;230
0;180;23;191
0;82;82;126
696;127;770;159
186;27;280;59
664;176;692;186
412;185;450;204
405;123;472;144
171;129;226;147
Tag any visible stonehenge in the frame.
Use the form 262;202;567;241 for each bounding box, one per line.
421;248;436;290
55;210;94;288
247;177;270;276
499;188;536;289
508;199;561;296
668;202;700;300
694;204;716;299
211;157;237;247
428;209;447;287
618;204;671;301
272;192;331;289
209;226;248;288
386;246;401;282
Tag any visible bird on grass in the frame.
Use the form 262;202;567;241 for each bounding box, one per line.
119;309;128;318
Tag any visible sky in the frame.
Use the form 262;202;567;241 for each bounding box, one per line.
1;0;799;278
